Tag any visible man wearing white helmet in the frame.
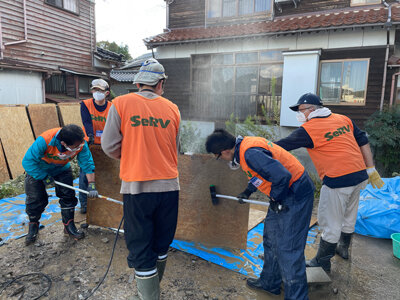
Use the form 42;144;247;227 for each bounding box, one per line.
79;78;111;213
101;58;180;300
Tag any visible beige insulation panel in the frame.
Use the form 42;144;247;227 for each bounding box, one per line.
0;140;10;183
27;104;60;138
0;106;35;178
57;103;83;127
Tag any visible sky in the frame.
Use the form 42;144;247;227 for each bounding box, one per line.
95;0;167;60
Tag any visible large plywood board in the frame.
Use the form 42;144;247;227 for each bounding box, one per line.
87;197;123;229
86;145;122;229
88;145;122;201
27;104;60;138
176;154;249;249
86;152;250;249
0;106;35;178
0;140;10;183
57;103;83;127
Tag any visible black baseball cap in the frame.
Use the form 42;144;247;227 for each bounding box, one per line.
289;93;323;111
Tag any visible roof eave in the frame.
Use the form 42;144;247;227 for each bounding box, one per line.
146;22;398;48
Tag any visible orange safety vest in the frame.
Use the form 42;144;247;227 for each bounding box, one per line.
301;113;366;180
82;98;111;144
113;93;180;182
40;128;84;166
239;137;304;197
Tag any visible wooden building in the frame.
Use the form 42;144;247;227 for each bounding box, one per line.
0;0;123;105
145;0;400;129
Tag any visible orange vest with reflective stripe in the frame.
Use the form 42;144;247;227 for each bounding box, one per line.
301;113;366;180
40;128;84;166
239;137;304;197
82;98;111;144
113;93;180;182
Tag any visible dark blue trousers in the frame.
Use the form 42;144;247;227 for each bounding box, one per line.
259;173;314;300
123;191;179;272
78;168;88;208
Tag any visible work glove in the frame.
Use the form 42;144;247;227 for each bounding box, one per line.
366;167;385;189
88;135;95;146
42;176;54;186
237;189;252;204
87;182;99;198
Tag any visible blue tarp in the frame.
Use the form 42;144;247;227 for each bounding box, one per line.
171;224;319;278
0;179;80;242
355;176;400;239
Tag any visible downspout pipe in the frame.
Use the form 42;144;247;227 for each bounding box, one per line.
0;14;4;60
389;71;400;107
4;0;28;46
0;0;28;59
380;1;392;111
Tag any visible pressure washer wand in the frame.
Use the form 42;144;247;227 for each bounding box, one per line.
54;181;123;205
209;185;270;207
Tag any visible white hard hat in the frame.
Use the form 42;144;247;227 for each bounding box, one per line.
91;79;109;91
133;58;168;86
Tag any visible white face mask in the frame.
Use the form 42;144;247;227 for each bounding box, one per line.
57;153;72;160
93;91;106;101
296;111;307;123
228;161;241;170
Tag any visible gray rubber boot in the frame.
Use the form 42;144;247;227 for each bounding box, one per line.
336;232;353;259
156;258;167;282
306;238;337;272
136;273;160;300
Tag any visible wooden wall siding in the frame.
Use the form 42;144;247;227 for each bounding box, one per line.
0;0;95;72
159;58;191;119
320;47;394;129
275;0;350;16
169;0;205;29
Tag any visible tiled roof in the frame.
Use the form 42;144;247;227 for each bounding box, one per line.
110;70;138;82
145;5;400;46
95;47;125;62
121;53;156;70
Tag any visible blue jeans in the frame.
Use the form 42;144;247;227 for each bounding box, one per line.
79;168;88;208
259;173;314;300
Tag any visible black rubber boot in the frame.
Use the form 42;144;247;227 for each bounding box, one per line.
25;222;39;245
246;278;281;295
336;232;353;259
62;208;85;240
306;238;337;272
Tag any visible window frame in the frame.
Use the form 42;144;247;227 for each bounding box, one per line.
44;0;80;15
190;50;284;121
207;0;272;19
317;58;370;106
350;0;381;7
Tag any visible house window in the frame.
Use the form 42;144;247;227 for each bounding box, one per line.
191;50;283;121
45;0;78;13
45;74;66;94
318;59;369;105
78;77;91;94
350;0;381;6
207;0;271;18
